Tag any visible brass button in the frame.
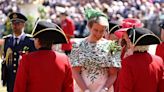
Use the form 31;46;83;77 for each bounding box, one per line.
13;70;16;73
13;64;16;67
14;58;17;61
14;52;17;55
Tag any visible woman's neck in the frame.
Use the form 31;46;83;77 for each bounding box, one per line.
87;36;102;43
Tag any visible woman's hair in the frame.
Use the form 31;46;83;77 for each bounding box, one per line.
38;38;54;49
84;8;109;30
87;16;108;29
134;45;149;52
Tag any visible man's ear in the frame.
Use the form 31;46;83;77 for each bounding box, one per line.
21;22;26;26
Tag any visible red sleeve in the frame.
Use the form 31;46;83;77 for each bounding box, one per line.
14;55;29;92
158;78;164;92
68;20;75;36
156;44;164;61
121;46;126;60
62;58;74;92
158;66;164;92
119;59;134;92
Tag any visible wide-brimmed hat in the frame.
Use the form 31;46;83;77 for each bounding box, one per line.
114;28;129;38
121;18;143;28
159;21;164;29
127;28;161;46
8;12;27;23
114;18;143;38
31;20;68;44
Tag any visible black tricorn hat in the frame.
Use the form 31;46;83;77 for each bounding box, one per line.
108;22;121;34
127;28;161;46
31;20;68;44
159;21;164;29
8;12;27;22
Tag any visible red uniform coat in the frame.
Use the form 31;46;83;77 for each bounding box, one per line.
114;46;126;92
156;42;164;61
121;46;126;60
156;42;164;92
61;18;75;51
119;52;164;92
14;50;74;92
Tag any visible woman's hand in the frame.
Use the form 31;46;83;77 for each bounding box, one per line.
102;67;118;92
72;66;89;91
100;87;109;92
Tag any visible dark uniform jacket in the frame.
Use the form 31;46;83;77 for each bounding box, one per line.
1;33;36;92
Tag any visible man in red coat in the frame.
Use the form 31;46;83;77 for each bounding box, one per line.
155;21;164;92
114;18;144;59
14;21;74;92
59;12;75;55
119;28;164;92
156;21;164;61
113;18;144;92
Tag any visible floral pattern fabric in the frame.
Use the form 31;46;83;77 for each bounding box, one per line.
70;38;121;83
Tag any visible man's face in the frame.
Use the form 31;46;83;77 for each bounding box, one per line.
121;33;131;48
34;38;40;49
161;29;164;41
59;14;66;21
11;20;25;33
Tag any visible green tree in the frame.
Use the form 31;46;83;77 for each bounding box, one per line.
25;15;35;34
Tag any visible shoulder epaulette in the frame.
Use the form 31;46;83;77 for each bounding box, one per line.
25;34;32;38
2;34;12;39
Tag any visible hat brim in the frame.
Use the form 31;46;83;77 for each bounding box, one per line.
32;28;68;44
114;28;129;38
134;34;161;46
11;19;26;23
126;28;161;46
108;25;120;34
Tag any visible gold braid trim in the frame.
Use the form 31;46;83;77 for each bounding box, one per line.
5;48;13;66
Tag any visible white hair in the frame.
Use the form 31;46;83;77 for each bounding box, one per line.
134;45;149;52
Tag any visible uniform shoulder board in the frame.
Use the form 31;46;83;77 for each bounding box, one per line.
25;34;32;38
2;34;12;39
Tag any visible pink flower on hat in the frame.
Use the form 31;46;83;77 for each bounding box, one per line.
114;18;143;38
121;18;143;28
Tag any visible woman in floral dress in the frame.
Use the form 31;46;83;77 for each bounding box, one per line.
69;8;121;92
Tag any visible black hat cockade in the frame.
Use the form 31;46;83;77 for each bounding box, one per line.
108;22;121;34
159;21;164;29
9;12;27;23
31;20;68;44
127;28;161;46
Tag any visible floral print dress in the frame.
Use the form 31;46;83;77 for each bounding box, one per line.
69;38;121;92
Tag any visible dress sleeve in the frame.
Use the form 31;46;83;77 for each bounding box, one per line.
14;55;29;92
110;51;121;68
69;42;82;67
106;41;121;68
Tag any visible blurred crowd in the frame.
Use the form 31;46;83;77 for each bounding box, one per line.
0;0;164;38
